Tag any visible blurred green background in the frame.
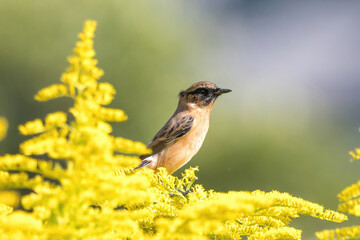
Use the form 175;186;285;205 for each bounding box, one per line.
1;0;360;238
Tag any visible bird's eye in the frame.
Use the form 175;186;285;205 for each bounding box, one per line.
194;88;209;96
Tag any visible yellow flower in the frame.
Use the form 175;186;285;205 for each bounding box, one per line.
0;211;43;231
18;119;45;135
317;226;360;240
35;84;68;101
249;227;301;240
0;203;12;216
113;136;151;155
338;179;360;202
96;107;128;122
0;117;8;141
45;112;67;128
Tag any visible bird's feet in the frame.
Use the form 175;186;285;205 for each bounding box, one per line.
176;188;192;196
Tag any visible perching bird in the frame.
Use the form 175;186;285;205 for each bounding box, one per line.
135;81;231;174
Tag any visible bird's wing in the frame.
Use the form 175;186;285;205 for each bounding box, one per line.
142;114;194;158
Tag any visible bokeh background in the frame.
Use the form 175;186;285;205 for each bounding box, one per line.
1;0;360;238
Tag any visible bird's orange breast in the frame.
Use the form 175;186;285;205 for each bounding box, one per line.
156;113;210;174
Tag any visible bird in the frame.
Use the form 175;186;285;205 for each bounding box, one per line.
135;81;231;174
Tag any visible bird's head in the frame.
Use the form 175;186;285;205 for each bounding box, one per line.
178;81;231;110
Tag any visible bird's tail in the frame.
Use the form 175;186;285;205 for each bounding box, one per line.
133;159;151;170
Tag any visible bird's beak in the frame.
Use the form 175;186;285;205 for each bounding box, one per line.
215;88;232;95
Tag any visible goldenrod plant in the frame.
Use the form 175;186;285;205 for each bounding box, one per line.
0;20;347;239
316;147;360;239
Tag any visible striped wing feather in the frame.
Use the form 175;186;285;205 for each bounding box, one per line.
140;114;194;159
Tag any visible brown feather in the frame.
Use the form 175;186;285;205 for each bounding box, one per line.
141;114;194;157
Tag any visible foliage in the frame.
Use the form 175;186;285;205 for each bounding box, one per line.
0;20;347;240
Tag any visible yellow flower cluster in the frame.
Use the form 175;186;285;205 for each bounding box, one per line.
317;226;360;240
131;167;346;239
0;20;347;240
115;167;346;239
349;147;360;161
316;141;360;239
0;117;8;141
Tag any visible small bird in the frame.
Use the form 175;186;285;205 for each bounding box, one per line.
135;81;231;174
